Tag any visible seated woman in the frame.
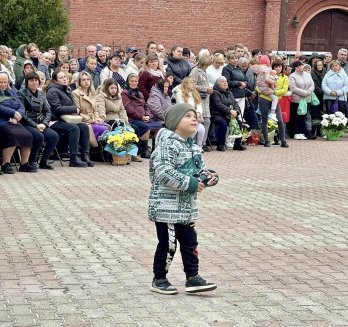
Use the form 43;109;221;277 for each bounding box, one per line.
96;78;142;162
147;79;172;124
72;71;109;146
138;54;165;101
17;72;59;170
96;50;108;74
26;43;50;80
210;76;246;151
0;46;16;86
57;45;69;64
36;71;46;92
322;60;348;117
96;78;128;124
166;45;191;87
46;70;93;167
125;53;146;77
121;73;162;158
0;72;36;174
171;76;205;149
69;58;79;75
100;54;127;87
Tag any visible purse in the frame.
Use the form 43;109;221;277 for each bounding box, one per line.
297;97;307;115
330;99;339;113
61;114;83;124
311;93;320;106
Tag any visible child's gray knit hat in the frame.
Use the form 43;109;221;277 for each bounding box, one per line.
164;103;197;131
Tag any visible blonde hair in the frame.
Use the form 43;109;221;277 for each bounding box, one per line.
140;54;163;74
181;77;202;105
76;71;96;95
58;45;69;62
196;55;212;69
212;53;225;64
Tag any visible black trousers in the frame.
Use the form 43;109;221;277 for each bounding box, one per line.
153;222;199;280
50;121;89;155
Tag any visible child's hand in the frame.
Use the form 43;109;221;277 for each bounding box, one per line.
197;182;205;193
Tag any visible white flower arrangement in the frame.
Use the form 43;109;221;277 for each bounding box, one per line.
320;112;348;140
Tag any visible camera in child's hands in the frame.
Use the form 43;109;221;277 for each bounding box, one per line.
197;169;219;187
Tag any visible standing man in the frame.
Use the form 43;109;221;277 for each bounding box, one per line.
323;52;332;71
337;48;348;75
79;45;97;71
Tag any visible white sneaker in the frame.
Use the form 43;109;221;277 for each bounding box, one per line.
226;141;234;149
294;134;307;140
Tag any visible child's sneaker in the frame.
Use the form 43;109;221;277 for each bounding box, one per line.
185;275;217;293
268;112;278;122
151;278;178;295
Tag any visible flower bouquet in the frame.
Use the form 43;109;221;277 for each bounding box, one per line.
259;119;278;144
267;119;278;144
99;120;139;165
320;112;348;141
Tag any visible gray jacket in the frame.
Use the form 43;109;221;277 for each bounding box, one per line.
289;71;315;103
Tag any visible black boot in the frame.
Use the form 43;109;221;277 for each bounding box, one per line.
81;153;94;167
233;138;247;151
69;154;88;167
140;140;151;159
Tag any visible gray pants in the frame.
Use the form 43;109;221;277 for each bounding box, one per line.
202;117;211;145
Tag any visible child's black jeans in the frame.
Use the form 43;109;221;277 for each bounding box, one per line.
153;222;199;280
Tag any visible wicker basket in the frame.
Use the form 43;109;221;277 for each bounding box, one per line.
112;154;130;166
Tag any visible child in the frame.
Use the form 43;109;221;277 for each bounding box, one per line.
149;103;218;295
252;59;279;122
258;69;279;121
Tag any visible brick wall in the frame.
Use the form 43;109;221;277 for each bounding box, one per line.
263;0;282;51
66;0;267;57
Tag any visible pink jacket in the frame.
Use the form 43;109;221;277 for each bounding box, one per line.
252;64;275;88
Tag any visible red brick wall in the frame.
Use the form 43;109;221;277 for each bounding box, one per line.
263;0;282;51
66;0;267;57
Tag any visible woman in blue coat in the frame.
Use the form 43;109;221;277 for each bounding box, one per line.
322;60;348;116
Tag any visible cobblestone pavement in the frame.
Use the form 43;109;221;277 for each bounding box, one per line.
1;136;348;327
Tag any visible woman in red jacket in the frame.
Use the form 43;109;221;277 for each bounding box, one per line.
121;74;162;158
138;54;165;101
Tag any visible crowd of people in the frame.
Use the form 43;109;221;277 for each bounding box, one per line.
1;41;348;175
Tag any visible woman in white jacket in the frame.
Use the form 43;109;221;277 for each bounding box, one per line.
171;77;205;148
124;53;146;77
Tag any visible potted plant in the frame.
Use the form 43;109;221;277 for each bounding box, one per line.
320;112;348;141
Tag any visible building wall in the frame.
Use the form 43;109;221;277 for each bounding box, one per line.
286;0;348;51
66;0;347;55
66;0;266;56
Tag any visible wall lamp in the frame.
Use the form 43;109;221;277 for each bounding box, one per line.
293;16;299;28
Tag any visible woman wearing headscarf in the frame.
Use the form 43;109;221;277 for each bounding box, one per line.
121;73;162;158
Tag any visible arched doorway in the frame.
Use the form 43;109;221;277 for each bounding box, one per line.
301;9;348;54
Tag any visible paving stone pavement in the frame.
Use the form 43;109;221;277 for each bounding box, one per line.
1;136;348;327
